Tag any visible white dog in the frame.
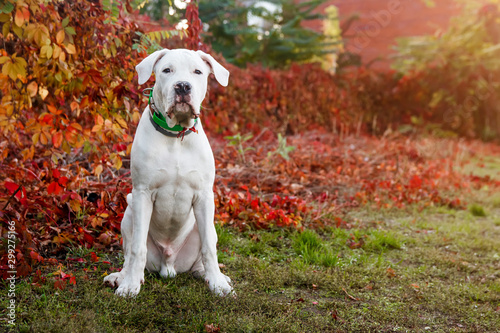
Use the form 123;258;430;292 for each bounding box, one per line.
104;49;233;297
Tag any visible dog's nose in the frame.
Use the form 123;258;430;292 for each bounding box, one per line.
174;82;192;96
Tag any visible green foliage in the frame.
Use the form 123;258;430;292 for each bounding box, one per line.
140;0;175;22
132;29;184;54
224;132;254;163
199;0;338;68
268;133;295;160
469;204;487;217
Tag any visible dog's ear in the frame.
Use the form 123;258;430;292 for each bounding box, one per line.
196;50;229;87
136;49;169;85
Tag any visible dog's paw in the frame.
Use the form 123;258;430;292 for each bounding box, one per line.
104;272;124;287
115;281;142;297
206;273;234;297
159;264;177;279
222;273;232;285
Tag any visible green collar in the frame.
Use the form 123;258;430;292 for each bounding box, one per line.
151;107;197;132
143;88;198;136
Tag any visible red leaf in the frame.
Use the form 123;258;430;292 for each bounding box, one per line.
58;176;69;186
90;252;99;262
5;181;23;199
47;181;62;195
409;175;422;189
83;233;94;245
54;280;66;290
30;251;43;263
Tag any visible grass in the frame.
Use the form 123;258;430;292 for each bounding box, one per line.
469;203;487;217
3;198;499;333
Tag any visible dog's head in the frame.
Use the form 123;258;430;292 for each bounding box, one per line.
136;49;229;128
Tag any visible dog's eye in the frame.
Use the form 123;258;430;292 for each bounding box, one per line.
163;68;171;74
194;69;202;75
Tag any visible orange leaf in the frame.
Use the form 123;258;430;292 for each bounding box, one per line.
95;114;104;125
14;9;24;27
39;132;48;145
21;7;30;20
47;105;63;115
52;131;63;148
70;101;79;111
27;81;38;97
56;30;65;44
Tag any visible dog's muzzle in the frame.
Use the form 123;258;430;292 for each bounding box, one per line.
171;81;198;119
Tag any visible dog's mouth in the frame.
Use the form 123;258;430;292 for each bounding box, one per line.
167;102;199;120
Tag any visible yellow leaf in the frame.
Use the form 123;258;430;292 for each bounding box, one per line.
132;111;141;124
32;132;40;145
2;62;12;79
0;13;10;23
39;86;48;100
41;45;53;59
115;115;128;129
65;43;76;54
94;164;103;177
56;30;65;44
33;25;50;47
111;154;122;170
12;25;22;38
53;44;61;59
2;22;9;37
11;62;26;79
27;81;38;97
69;199;81;213
14;56;27;67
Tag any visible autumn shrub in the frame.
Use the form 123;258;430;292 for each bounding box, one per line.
393;3;500;140
0;0;149;278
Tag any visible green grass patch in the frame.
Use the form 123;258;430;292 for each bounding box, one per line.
469;203;487;217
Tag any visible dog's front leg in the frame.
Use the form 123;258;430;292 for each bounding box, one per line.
193;191;233;296
115;188;153;297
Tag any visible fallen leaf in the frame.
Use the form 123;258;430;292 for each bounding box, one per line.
204;323;220;333
342;288;360;301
